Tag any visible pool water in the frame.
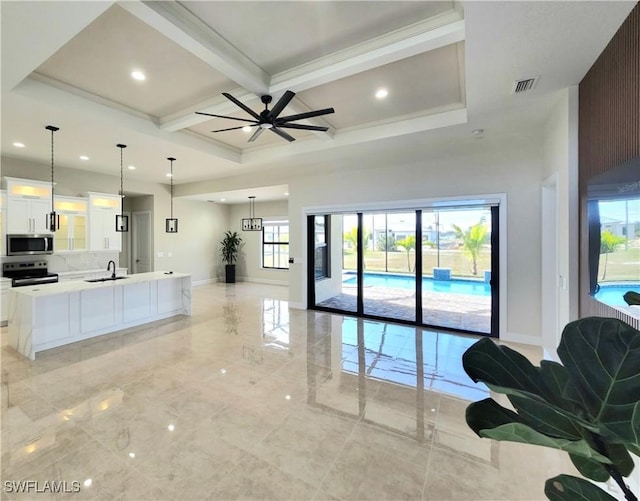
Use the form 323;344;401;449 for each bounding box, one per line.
344;272;490;296
595;284;640;307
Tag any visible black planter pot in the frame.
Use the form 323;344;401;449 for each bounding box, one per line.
225;264;236;283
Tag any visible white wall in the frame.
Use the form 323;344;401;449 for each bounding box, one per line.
1;156;227;284
541;87;580;357
285;133;544;343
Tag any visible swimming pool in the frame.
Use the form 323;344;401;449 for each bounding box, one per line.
343;272;491;296
594;283;640;307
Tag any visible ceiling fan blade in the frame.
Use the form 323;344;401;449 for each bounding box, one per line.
277;123;329;132
195;112;257;124
248;127;265;142
278;107;335;123
270;127;296;142
222;92;261;120
268;90;295;120
211;125;257;133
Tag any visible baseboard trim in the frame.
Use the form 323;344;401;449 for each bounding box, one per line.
192;278;218;287
502;331;541;346
238;277;289;287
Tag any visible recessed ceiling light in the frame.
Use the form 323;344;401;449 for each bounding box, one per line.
131;70;146;81
284;192;289;196
472;128;484;138
166;173;173;178
13;142;25;148
242;126;252;132
375;88;388;99
220;198;226;202
79;155;89;161
128;165;136;170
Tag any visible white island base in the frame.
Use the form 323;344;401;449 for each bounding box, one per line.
8;272;191;360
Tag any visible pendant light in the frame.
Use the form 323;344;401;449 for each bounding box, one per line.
115;144;128;232
242;196;262;231
165;157;178;233
45;125;59;232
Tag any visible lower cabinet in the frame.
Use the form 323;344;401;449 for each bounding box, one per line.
8;274;191;359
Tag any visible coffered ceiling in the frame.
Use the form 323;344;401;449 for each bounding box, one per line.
0;1;636;203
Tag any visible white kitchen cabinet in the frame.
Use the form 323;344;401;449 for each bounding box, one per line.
88;192;122;252
4;178;52;234
54;196;87;252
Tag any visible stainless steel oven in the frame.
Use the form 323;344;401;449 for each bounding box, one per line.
2;261;58;287
6;234;54;256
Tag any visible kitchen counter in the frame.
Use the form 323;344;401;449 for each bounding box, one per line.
7;271;191;360
14;271;189;296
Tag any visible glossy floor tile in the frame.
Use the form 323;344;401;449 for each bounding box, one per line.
2;282;581;500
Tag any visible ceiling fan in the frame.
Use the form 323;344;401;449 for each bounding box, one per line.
196;90;334;142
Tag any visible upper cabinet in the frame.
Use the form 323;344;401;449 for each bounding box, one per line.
87;192;122;252
4;178;52;234
54;196;88;253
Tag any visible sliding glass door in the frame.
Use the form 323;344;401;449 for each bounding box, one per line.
421;208;493;334
308;203;499;337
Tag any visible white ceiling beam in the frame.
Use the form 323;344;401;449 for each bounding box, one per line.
241;107;467;165
157;9;464;133
15;76;241;163
1;1;114;93
269;14;465;94
119;1;269;95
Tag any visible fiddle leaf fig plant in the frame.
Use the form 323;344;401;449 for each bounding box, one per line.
463;316;640;501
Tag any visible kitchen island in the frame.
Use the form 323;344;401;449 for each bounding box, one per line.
7;271;191;360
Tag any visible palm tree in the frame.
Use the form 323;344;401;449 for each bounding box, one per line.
396;235;416;272
600;230;626;280
343;226;371;269
452;222;488;275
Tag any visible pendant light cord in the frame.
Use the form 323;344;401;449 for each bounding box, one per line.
50;128;55;212
117;144;127;215
169;158;174;219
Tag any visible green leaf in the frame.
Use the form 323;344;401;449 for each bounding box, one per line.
478;423;611;463
463;337;545;397
508;394;583;440
466;399;611;463
569;454;610;482
557;317;640;444
544;474;618;501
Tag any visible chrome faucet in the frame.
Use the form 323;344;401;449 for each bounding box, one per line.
107;260;116;279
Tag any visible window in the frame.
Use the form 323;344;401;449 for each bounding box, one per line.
314;215;330;279
262;221;289;269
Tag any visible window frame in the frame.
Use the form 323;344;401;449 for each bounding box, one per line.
262;220;290;270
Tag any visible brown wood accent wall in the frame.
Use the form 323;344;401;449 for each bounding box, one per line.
579;3;639;329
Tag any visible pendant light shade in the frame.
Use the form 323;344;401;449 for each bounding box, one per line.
116;144;128;232
45;125;60;232
165;157;178;233
242;196;262;231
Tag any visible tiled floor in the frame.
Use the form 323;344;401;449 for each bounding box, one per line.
1;282;578;500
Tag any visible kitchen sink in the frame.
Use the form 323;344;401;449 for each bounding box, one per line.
84;276;129;283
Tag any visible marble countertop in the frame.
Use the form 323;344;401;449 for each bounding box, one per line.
10;271;191;297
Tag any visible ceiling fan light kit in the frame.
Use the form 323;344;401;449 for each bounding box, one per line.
196;90;335;143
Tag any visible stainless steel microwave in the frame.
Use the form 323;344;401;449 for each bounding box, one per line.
6;234;54;256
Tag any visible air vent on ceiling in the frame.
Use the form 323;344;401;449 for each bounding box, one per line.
511;76;539;94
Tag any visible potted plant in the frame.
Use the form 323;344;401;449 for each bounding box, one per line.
220;230;243;283
463;316;640;500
